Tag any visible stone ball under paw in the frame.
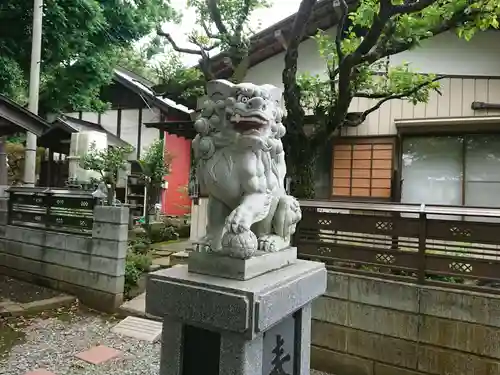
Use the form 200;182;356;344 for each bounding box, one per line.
221;230;258;259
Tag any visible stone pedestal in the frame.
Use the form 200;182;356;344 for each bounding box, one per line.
146;252;326;375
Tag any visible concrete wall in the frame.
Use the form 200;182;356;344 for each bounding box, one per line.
311;271;500;375
0;202;128;312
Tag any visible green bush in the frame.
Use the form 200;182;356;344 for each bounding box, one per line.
124;247;152;297
127;251;152;272
162;216;190;239
124;261;142;296
128;235;151;255
143;224;179;243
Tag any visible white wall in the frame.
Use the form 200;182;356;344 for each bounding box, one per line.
244;30;500;87
390;31;500;76
70;107;161;159
140;107;162;158
244;29;335;88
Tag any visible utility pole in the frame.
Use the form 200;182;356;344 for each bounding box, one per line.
24;0;43;187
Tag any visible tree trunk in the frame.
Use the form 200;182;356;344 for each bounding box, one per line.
286;145;316;199
281;0;318;200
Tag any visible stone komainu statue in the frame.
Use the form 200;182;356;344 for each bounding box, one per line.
192;80;301;259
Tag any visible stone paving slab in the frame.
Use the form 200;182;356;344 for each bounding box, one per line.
24;370;56;375
111;316;163;342
118;293;160;321
75;345;122;365
150;240;191;252
152;256;171;267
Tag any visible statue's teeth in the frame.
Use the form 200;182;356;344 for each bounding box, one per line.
235;114;241;123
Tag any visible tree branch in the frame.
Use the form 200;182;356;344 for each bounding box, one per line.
157;29;203;55
352;75;446;124
328;0;396;128
206;0;228;35
187;35;220;52
235;0;252;37
362;6;479;66
335;0;348;63
392;0;439;15
352;0;393;59
201;19;219;39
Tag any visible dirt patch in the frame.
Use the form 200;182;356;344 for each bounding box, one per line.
0;275;63;304
0;316;27;357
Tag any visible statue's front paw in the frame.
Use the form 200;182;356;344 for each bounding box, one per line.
225;206;251;234
258;235;287;253
258;235;278;252
195;235;213;253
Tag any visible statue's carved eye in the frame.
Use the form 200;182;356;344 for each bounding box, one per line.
237;94;249;103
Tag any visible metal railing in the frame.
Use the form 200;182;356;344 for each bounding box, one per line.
296;199;500;293
7;187;96;235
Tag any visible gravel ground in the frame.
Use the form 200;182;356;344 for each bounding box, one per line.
0;276;63;304
0;304;334;375
0;307;160;375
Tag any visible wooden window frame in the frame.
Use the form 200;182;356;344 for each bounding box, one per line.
331;136;397;201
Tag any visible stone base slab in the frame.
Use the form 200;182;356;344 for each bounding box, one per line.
188;247;297;280
147;259;326;338
146;259;326;375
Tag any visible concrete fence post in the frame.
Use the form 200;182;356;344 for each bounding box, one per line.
90;205;129;310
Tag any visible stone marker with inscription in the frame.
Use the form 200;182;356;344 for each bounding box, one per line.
146;80;327;375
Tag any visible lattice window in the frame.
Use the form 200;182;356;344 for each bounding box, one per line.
375;221;393;231
332;138;394;199
318;219;332;226
450;226;472;237
318;247;333;255
375;253;396;264
449;262;473;273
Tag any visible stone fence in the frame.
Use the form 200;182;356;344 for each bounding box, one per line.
0;193;128;312
311;271;500;375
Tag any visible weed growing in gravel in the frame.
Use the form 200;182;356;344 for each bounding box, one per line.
0;318;26;357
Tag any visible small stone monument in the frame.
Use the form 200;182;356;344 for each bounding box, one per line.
146;80;327;375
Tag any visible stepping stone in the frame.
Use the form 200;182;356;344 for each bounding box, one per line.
170;251;190;266
111;316;163;342
25;370;56;375
152;257;171;267
75;345;122;365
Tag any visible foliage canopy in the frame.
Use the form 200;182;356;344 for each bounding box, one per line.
0;0;177;113
154;0;270;104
